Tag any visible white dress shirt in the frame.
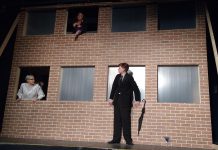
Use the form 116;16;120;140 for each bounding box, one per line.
17;83;45;100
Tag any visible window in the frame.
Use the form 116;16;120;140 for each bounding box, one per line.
158;66;200;103
158;2;196;30
112;6;146;32
107;66;145;100
60;67;94;101
18;66;50;100
26;10;56;35
66;7;99;33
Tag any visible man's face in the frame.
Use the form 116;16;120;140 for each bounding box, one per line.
118;66;125;74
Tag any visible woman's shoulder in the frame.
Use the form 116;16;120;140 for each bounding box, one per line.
20;83;27;86
34;84;41;88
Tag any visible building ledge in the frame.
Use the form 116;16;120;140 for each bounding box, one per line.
0;137;214;150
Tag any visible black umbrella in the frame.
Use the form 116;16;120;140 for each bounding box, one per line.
138;99;146;136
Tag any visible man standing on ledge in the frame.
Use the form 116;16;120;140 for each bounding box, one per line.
108;63;141;145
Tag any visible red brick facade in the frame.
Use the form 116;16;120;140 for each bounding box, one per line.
0;1;213;149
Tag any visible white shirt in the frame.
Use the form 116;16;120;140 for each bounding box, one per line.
17;83;45;100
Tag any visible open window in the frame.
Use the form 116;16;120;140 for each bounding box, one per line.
107;66;145;100
66;7;99;34
18;66;50;100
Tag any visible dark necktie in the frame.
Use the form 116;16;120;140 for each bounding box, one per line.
118;76;123;85
121;76;124;82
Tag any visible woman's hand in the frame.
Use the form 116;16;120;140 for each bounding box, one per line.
108;99;113;106
73;22;78;27
73;21;81;27
32;99;39;104
16;98;21;103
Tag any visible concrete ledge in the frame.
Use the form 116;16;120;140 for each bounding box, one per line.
0;137;215;150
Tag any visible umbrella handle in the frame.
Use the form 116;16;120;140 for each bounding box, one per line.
141;99;146;107
141;99;146;102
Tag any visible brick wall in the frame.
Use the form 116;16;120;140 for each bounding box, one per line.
0;2;213;149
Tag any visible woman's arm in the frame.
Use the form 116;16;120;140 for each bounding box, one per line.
17;83;24;99
37;85;45;100
73;22;78;27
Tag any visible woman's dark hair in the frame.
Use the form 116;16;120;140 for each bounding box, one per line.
118;63;129;72
76;12;84;20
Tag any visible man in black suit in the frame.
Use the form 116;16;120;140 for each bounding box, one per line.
108;63;141;145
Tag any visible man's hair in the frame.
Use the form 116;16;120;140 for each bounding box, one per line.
118;63;129;72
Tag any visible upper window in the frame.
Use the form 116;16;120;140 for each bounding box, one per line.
60;67;95;101
112;6;146;32
158;66;200;103
67;7;99;33
26;10;56;35
158;2;196;30
107;66;145;100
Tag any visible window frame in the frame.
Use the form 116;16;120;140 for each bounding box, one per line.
111;5;147;32
14;66;50;101
107;65;146;100
65;6;99;34
24;9;56;36
157;2;197;30
59;66;95;102
157;65;201;104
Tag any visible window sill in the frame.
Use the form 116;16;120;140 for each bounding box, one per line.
59;100;93;102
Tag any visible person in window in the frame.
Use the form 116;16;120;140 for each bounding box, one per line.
17;75;45;103
107;63;141;145
73;12;86;41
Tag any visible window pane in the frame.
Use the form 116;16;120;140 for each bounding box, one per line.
158;66;200;103
158;2;196;30
60;67;94;101
112;6;146;32
26;10;56;35
107;67;145;100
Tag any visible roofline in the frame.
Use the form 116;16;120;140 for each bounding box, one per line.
21;0;198;11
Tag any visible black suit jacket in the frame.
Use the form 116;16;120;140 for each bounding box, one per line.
109;73;141;108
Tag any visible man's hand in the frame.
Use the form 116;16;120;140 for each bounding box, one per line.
133;101;140;108
108;99;113;106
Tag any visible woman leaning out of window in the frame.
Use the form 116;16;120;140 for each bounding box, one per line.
17;75;45;103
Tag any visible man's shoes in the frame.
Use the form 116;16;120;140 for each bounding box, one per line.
126;141;134;145
107;140;120;144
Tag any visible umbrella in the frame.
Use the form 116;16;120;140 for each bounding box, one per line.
138;99;146;136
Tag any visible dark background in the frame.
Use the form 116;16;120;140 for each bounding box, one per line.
0;0;217;144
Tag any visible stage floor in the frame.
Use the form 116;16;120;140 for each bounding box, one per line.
0;137;214;150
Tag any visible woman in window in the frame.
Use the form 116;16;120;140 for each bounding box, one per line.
17;75;45;103
73;12;86;41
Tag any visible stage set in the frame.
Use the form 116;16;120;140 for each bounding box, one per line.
1;0;218;150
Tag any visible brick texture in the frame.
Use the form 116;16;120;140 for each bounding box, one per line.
0;2;213;149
